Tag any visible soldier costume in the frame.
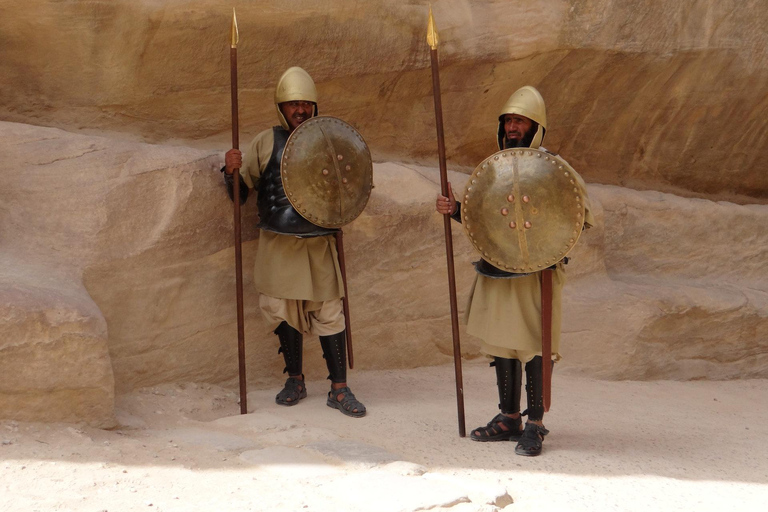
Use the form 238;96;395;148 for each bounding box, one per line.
222;67;366;418
437;86;594;455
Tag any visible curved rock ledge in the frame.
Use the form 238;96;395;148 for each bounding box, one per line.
1;121;766;425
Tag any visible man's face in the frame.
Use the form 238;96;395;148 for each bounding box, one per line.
504;114;533;146
280;100;315;131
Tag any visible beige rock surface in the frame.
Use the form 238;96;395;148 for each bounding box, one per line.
1;1;766;202
1;120;767;427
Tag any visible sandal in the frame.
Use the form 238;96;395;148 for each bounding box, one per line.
514;422;549;456
326;386;366;418
275;377;307;406
470;413;523;442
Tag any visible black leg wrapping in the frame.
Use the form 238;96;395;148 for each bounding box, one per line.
524;356;545;421
319;331;347;384
491;357;522;415
275;321;303;376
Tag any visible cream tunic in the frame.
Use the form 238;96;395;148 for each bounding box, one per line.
464;163;594;363
239;128;345;334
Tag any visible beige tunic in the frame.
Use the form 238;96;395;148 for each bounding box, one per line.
239;129;345;334
465;161;594;363
466;264;566;363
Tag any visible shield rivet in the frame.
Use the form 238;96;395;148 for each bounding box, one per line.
522;195;530;203
509;221;516;229
337;154;344;161
573;188;578;192
507;194;515;202
577;212;582;218
570;179;575;184
569;239;574;243
559;165;563;169
564;171;570;177
524;221;532;228
494;156;499;161
471;179;476;184
322;169;329;176
501;208;509;216
536;153;541;158
342;178;349;184
346;165;351;171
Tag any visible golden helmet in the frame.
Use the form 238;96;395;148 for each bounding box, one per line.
497;86;547;150
274;67;318;130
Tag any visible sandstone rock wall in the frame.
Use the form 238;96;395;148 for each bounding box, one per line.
1;121;766;425
1;1;766;202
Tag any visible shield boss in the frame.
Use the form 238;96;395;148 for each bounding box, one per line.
281;116;373;228
462;148;586;272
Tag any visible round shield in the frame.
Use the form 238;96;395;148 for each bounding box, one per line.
462;148;586;272
281;116;373;228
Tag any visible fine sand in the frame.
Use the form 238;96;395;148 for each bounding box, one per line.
2;361;767;511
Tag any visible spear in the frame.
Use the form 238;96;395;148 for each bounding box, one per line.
334;231;354;369
229;8;248;415
427;5;466;437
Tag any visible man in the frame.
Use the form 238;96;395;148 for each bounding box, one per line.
436;86;593;455
223;66;365;418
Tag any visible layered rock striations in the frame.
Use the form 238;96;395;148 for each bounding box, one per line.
1;0;766;202
1;121;766;425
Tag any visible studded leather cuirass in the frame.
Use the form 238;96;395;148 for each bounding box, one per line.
257;127;339;237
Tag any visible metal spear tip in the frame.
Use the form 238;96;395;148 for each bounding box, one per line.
231;7;240;48
427;3;439;50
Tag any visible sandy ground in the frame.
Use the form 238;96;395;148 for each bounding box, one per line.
2;361;767;512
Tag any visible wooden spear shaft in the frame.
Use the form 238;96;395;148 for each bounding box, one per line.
230;9;247;415
427;7;466;437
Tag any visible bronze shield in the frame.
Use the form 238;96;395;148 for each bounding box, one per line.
281;116;373;228
461;148;586;272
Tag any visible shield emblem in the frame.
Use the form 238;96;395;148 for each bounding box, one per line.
461;148;587;272
281;116;373;228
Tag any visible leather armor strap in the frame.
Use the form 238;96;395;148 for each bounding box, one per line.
491;357;522;414
541;268;553;411
275;321;303;376
320;331;347;384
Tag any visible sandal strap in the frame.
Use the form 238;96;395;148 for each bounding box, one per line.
517;423;549;449
331;386;365;412
474;413;521;436
277;377;304;399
